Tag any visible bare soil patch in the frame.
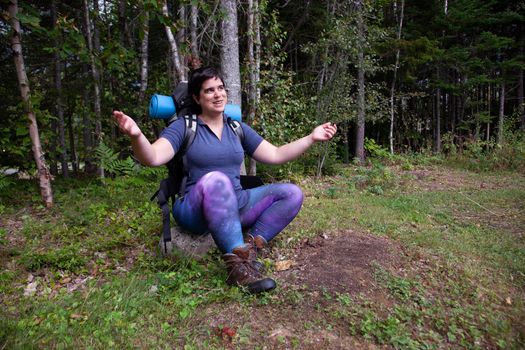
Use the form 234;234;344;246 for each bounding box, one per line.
401;166;524;192
278;229;405;297
189;229;407;349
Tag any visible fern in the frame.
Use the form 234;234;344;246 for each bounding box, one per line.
96;142;138;176
0;172;13;191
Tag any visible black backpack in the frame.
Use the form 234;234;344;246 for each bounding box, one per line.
151;82;263;254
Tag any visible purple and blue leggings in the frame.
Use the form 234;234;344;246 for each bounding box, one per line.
172;171;303;253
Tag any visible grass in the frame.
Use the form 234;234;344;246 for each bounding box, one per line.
1;162;524;349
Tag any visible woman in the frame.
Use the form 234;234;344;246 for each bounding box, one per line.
113;67;337;294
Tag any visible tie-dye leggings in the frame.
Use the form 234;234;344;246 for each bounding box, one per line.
172;171;304;253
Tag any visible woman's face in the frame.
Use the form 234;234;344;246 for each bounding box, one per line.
195;77;227;115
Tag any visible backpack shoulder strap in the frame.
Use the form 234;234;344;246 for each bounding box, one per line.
181;114;198;151
153;114;198;255
178;114;198;196
227;117;245;145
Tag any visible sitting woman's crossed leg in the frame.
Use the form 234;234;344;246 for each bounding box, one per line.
172;171;303;293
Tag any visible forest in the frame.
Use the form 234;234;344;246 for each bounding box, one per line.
1;0;524;349
0;0;523;203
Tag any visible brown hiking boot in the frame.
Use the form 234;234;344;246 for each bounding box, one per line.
245;234;267;271
223;244;276;294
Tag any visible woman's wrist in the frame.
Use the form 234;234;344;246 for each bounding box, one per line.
308;133;316;145
130;130;143;140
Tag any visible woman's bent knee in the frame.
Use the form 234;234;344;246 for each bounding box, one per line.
199;171;236;203
286;183;304;206
200;171;232;190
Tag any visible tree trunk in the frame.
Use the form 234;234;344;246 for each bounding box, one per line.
389;0;404;154
52;1;68;177
8;0;53;207
139;9;149;106
82;0;102;175
162;0;185;84
49;113;58;175
68;113;78;174
518;48;524;131
355;1;366;163
434;87;442;153
450;90;456;133
220;0;242;106
247;0;260;176
220;0;244;174
190;5;199;59
342;122;349;164
81;63;95;173
178;4;188;80
486;83;491;143
497;82;505;145
118;0;132;47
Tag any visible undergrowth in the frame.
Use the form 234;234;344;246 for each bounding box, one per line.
1;155;523;349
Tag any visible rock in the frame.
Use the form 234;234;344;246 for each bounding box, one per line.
159;226;216;259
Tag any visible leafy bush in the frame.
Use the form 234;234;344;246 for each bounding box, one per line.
448;135;525;172
365;138;392;160
348;161;396;194
0;171;14;191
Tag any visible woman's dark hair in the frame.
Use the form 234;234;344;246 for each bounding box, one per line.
188;66;225;98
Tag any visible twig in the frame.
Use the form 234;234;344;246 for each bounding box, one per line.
459;191;499;216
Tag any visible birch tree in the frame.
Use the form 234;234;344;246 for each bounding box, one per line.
161;0;186;84
389;0;404;154
8;0;53;207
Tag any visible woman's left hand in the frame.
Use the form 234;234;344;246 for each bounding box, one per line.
311;122;337;142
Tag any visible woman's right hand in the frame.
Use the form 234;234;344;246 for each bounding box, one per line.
113;110;142;138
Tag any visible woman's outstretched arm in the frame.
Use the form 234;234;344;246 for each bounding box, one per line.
252;122;337;165
113;110;174;166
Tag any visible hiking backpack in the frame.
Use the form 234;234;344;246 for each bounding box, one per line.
150;82;263;254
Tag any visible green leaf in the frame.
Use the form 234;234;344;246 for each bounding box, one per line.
16;12;41;29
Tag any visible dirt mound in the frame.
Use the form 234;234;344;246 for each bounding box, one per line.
278;230;405;296
191;230;406;349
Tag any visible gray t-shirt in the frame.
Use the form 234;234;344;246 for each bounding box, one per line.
159;115;264;207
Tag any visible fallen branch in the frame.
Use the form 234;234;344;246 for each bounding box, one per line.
459;191;500;216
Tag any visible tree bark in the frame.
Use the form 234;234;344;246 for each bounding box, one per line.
162;0;185;84
81;63;94;172
52;1;68;177
220;0;244;174
220;0;242;106
118;0;132;47
497;82;505;145
389;0;404;154
434;87;442;153
68;113;78;174
518;47;524;131
178;4;188;80
190;5;199;59
82;0;102;175
247;0;260;176
486;83;491;143
139;9;150;106
8;0;53;207
355;0;366;163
